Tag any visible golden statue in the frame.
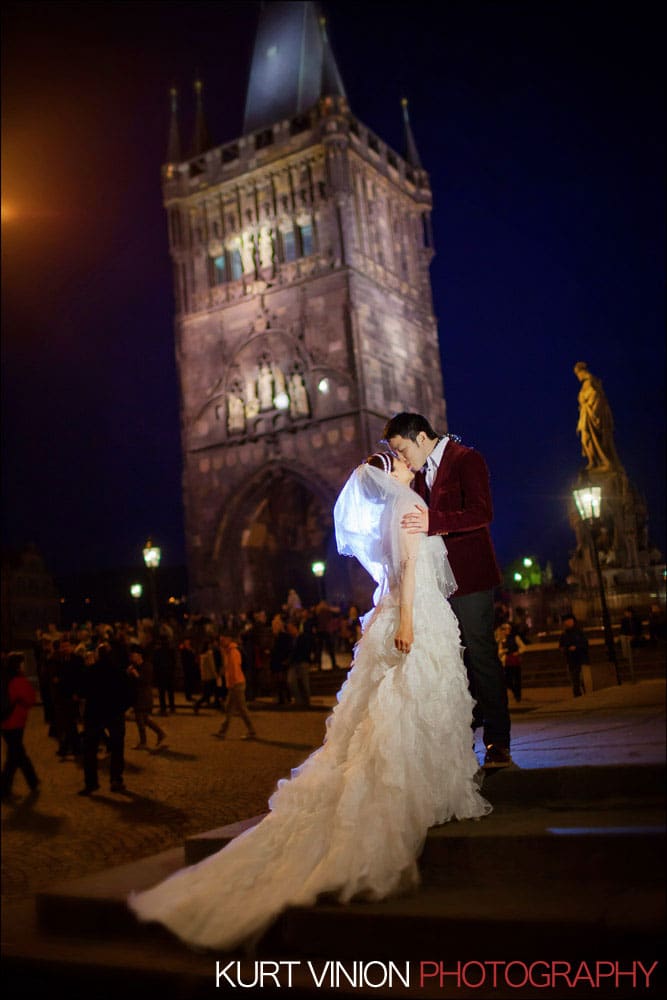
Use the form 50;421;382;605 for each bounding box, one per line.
574;362;621;470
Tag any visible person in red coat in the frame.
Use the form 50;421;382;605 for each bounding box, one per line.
385;412;512;768
1;652;39;799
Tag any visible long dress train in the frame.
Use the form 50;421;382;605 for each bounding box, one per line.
129;529;491;951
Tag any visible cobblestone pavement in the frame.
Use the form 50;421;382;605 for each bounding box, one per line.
3;681;664;904
1;699;332;901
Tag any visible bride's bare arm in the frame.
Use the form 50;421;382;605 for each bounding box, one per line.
395;526;420;654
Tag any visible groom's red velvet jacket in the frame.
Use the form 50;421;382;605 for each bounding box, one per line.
413;439;502;597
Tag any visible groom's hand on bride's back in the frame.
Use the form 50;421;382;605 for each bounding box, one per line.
401;504;429;533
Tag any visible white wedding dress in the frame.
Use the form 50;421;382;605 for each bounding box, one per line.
129;466;491;950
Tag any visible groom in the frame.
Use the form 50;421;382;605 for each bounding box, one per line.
384;412;512;769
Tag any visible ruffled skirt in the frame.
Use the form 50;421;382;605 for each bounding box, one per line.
129;590;491;950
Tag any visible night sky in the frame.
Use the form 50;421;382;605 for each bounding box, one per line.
2;1;665;588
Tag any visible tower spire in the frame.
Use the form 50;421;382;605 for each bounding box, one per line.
166;86;181;163
243;1;348;135
401;97;423;170
190;77;211;156
318;15;346;100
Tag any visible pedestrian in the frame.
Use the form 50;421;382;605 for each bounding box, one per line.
179;637;199;701
77;642;134;796
193;640;221;713
270;615;293;705
215;634;257;740
496;622;525;703
1;653;39;799
153;635;176;715
128;645;168;748
288;612;316;706
50;637;84;758
558;615;588;697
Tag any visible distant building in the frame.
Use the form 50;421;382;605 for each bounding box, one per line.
1;544;60;649
163;2;447;613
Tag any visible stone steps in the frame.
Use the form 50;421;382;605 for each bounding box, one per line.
5;762;665;998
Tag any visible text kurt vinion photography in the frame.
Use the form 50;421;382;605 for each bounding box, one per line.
214;959;660;990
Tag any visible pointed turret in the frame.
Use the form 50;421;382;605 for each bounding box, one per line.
401;97;423;170
190;78;211;156
243;1;347;135
318;16;346;100
166;86;181;163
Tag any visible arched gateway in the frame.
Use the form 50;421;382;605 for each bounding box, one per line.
164;2;448;617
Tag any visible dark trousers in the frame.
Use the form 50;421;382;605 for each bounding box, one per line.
504;664;522;702
567;660;585;697
1;728;39;795
157;677;175;713
194;679;221;709
82;715;125;789
450;588;511;748
54;698;81;755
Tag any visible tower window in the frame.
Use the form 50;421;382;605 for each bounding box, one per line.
227;248;243;281
299;223;314;257
290;114;310;135
281;228;297;262
210;255;226;287
222;144;239;164
255;128;274;151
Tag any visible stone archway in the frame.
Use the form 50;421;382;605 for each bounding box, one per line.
216;469;334;612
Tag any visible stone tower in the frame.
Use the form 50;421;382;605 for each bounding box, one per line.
163;1;448;613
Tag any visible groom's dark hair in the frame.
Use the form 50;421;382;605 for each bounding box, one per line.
382;412;439;443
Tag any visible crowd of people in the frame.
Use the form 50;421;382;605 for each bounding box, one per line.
1;594;362;800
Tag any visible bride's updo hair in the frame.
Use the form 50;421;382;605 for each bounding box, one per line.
366;452;394;473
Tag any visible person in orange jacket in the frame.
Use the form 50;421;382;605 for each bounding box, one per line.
215;634;257;740
1;652;39;799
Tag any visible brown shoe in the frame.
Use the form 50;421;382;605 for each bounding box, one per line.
483;744;513;769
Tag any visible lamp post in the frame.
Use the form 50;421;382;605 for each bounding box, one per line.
572;485;621;684
311;560;326;602
130;583;143;628
142;538;161;626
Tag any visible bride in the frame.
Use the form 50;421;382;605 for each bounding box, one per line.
129;453;491;950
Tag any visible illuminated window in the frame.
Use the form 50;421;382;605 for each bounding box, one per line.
299;223;314;257
281;229;297;262
210;255;226;287
227;248;243;281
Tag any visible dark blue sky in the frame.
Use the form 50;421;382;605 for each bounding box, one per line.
2;1;665;584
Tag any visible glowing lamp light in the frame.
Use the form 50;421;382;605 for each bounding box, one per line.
573;486;602;522
522;558;533;568
130;583;143;600
311;560;326;578
513;572;522;582
274;391;290;410
318;378;330;394
143;539;161;569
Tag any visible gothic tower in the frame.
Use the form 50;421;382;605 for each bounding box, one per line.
163;2;448;612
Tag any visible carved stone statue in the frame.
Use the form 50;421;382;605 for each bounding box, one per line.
240;234;256;276
245;380;260;419
574;361;621;471
289;372;310;417
227;392;245;433
258;226;275;270
258;363;274;410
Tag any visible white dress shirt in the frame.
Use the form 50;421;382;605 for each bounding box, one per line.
424;436;448;491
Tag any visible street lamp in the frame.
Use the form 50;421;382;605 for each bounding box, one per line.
311;560;326;601
130;582;143;627
142;538;161;624
572;485;621;684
